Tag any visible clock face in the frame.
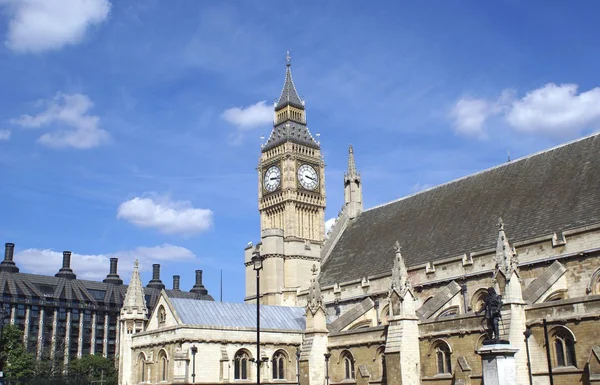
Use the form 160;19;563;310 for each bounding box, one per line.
297;164;319;190
263;165;281;192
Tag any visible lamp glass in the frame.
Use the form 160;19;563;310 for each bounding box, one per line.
252;253;263;271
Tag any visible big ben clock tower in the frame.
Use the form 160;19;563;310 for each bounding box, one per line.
245;52;326;306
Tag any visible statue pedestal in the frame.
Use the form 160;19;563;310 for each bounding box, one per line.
477;344;519;385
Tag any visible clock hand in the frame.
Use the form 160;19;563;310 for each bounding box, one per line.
270;177;280;180
304;175;315;181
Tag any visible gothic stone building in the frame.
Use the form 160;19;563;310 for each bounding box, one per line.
0;245;212;366
118;57;600;385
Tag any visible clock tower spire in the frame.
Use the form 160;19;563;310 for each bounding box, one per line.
245;52;326;307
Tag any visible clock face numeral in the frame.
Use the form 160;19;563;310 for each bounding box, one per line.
297;164;319;190
263;165;281;192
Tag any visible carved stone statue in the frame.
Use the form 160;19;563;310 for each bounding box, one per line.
477;287;503;341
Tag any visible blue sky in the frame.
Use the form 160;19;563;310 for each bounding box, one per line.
1;0;600;302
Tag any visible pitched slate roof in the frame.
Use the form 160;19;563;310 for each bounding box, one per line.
170;298;305;331
262;121;319;152
319;133;600;287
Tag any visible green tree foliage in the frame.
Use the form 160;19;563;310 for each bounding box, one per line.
0;324;36;379
68;354;117;385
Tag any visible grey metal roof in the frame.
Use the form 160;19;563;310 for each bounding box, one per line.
320;133;600;287
170;298;306;330
262;121;319;152
275;63;304;111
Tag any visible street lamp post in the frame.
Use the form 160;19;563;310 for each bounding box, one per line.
252;250;264;385
324;353;331;385
190;345;198;384
524;328;533;385
295;348;301;385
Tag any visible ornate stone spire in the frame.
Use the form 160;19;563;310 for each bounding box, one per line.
344;145;363;219
391;241;410;293
121;260;148;318
307;264;323;312
347;145;357;176
495;217;519;279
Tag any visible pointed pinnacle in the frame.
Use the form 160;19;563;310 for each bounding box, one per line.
348;144;357;175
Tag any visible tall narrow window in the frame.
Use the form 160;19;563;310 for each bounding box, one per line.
234;351;250;380
272;351;286;380
341;351;355;380
158;350;168;381
433;341;452;374
553;328;577;367
138;354;147;383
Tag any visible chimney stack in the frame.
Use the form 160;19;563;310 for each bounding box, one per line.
190;269;208;295
146;263;165;290
103;257;123;285
0;242;19;273
55;251;76;279
173;275;180;291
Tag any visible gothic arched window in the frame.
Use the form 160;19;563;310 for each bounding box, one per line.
138;353;147;383
234;350;251;380
432;340;452;374
470;289;489;313
272;350;286;380
438;306;459;318
158;350;168;381
341;351;355;380
552;327;577;367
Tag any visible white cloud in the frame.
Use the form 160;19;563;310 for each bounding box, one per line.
325;217;336;237
11;92;109;149
451;83;600;139
117;195;213;236
14;244;195;281
2;0;111;53
222;100;272;129
506;83;600;137
450;98;492;139
0;130;10;140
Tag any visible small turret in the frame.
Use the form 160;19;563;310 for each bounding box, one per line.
146;264;165;290
190;270;208;295
0;243;19;273
103;257;123;285
55;251;76;279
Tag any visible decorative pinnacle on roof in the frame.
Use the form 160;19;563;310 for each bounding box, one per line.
391;241;410;292
275;50;304;111
348;145;357;175
121;259;148;318
495;217;519;279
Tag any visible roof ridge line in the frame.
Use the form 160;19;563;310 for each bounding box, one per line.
365;132;600;213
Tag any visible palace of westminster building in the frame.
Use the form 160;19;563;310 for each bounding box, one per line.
3;55;600;385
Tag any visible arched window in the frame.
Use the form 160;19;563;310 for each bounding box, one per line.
138;353;147;383
374;346;386;380
431;340;452;374
340;351;355;380
158;306;166;324
158;350;168;381
272;350;286;380
587;268;600;295
234;350;251;380
471;289;489;313
544;290;566;302
438;306;459;318
380;305;389;326
552;327;577;367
